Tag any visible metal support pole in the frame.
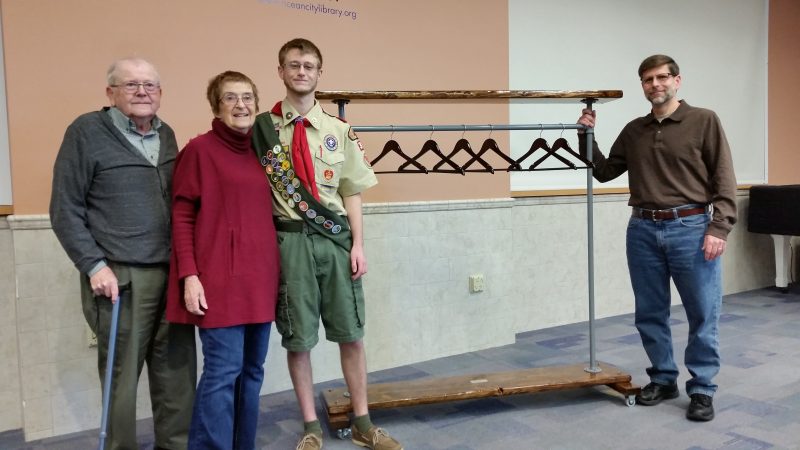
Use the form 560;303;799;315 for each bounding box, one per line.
581;98;601;374
351;123;584;133
333;98;350;119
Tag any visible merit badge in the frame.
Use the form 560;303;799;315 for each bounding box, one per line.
288;198;295;208
273;144;282;154
281;191;290;200
266;165;274;175
314;215;326;224
275;168;284;177
287;169;295;180
271;174;280;183
323;220;334;229
260;155;268;166
286;184;295;195
292;178;301;188
281;160;291;171
306;209;317;219
331;224;342;234
324;169;334;180
292;192;302;203
324;134;338;151
282;176;290;186
277;153;286;162
282;145;290;153
267;151;274;160
298;201;309;212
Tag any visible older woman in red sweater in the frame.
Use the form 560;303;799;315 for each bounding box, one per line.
166;71;279;450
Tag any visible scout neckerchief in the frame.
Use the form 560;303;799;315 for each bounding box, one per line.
251;110;352;251
270;101;321;200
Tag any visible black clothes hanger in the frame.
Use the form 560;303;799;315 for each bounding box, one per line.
399;139;463;174
465;138;518;172
513;137;548;169
371;139;427;173
524;137;576;170
434;138;492;174
551;137;593;167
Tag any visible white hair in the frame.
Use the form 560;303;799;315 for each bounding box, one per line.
106;58;160;85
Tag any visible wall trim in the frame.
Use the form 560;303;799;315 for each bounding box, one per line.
6;214;51;230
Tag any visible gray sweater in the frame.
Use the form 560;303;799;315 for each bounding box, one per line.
50;108;177;274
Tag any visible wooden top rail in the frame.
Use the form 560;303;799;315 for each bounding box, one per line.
315;89;623;103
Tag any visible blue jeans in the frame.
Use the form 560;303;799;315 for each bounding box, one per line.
626;208;721;397
189;323;271;450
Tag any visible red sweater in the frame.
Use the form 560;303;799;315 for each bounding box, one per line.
166;119;279;328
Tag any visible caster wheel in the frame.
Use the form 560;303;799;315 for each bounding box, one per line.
336;428;352;440
626;395;636;407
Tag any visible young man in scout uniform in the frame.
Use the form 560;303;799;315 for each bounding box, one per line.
252;38;403;450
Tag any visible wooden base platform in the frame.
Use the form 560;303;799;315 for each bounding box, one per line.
321;361;640;431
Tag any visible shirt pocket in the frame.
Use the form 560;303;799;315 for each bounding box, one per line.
314;149;345;189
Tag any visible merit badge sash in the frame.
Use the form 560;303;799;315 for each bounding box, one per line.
252;113;352;251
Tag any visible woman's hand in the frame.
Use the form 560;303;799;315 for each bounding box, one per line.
183;275;208;315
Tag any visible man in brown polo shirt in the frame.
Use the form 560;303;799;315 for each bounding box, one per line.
577;54;737;422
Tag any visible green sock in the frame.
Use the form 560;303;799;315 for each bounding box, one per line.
352;414;373;433
304;420;323;436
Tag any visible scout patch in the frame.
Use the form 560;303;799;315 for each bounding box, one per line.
324;134;338;151
348;127;359;141
324;169;334;180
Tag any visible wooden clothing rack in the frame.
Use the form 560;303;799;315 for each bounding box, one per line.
313;89;640;438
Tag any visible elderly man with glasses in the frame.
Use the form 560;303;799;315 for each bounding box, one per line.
577;54;737;422
50;58;197;450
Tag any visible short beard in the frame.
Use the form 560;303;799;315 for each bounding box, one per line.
649;89;673;106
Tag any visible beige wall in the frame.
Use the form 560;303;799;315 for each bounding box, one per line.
768;0;800;184
0;0;509;214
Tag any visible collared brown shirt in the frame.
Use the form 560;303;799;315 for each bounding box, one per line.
581;100;737;239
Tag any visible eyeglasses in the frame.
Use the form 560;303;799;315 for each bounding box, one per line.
283;62;319;72
641;73;674;86
110;81;161;93
220;93;256;105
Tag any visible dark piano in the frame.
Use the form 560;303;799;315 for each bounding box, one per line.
748;184;800;291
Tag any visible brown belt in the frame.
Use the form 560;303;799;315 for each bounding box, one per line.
631;206;707;221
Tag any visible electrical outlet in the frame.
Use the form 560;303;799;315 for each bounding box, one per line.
87;325;97;348
469;274;485;293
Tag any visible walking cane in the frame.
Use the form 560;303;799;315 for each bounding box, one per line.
98;296;121;450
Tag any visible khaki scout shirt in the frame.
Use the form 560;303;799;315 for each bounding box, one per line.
270;101;377;220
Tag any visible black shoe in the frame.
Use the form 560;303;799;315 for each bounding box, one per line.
636;382;679;406
686;393;715;421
